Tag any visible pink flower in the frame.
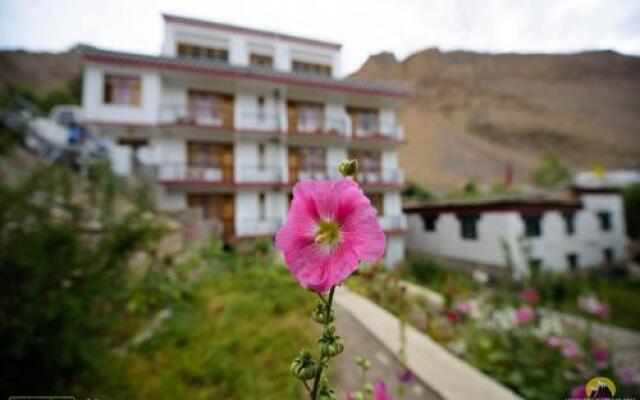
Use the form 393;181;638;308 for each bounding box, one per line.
514;305;535;325
397;368;414;384
374;379;396;400
519;288;539;304
592;346;608;369
561;339;582;360
578;295;609;319
547;336;563;348
570;385;586;399
455;302;471;314
275;179;385;293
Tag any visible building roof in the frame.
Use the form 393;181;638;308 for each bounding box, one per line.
81;47;412;99
163;14;342;50
403;194;583;215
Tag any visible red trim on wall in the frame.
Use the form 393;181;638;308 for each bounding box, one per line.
570;186;621;195
83;52;410;99
161;180;289;189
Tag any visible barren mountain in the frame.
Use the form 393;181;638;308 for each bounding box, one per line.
2;47;639;191
0;47;82;92
350;49;640;191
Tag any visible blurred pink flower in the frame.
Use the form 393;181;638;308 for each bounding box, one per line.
519;288;540;304
570;385;586;399
515;305;535;325
275;179;385;293
547;336;563;348
455;302;471;314
374;379;396;400
578;295;609;319
592;346;609;369
397;368;414;384
561;339;582;360
616;365;638;385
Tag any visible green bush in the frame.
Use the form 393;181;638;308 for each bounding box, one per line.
0;164;164;396
529;154;571;189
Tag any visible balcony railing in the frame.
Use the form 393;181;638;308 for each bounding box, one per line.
292;115;349;137
159;104;230;127
158;164;228;182
353;122;404;140
378;214;408;232
356;169;405;185
237;111;281;132
237;165;284;183
239;218;283;236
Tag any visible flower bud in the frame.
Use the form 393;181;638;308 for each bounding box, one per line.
355;356;371;371
290;349;317;380
338;159;358;178
318;379;337;400
312;300;335;324
317;326;344;358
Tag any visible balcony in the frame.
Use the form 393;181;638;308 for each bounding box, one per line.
356;169;405;187
158;163;286;188
237;165;284;184
158;164;228;183
159;103;230;127
352;121;404;141
378;214;408;233
289;115;349;137
239;218;283;236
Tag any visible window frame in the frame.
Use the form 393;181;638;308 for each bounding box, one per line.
522;213;543;237
457;214;480;240
103;74;141;106
597;211;612;232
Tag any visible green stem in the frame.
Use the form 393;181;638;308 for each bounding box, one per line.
311;286;336;399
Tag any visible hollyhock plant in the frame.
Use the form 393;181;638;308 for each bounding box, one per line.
276;170;385;293
283;160;386;400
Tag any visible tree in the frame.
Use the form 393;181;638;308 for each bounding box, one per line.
529;154;571;189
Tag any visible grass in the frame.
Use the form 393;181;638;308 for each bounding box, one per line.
95;250;316;400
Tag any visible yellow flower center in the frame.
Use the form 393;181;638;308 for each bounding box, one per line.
314;220;341;248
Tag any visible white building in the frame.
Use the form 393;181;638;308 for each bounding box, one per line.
80;14;410;266
404;188;628;275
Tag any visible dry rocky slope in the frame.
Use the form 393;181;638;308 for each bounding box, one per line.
349;49;640;191
2;47;639;190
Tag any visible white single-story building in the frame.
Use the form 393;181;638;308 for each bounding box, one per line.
404;187;628;275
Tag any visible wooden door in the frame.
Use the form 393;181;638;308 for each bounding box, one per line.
220;146;234;182
367;193;384;215
288;148;302;182
287;101;298;134
219;194;235;238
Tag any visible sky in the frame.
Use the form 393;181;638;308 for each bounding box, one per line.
1;0;639;75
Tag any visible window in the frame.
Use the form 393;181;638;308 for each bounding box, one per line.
422;215;437;232
297;103;324;132
567;253;579;271
103;74;141;105
301;147;326;172
603;247;614;264
257;143;266;169
250;53;273;68
597;211;612;232
562;212;575;235
177;43;228;63
258;192;266;220
458;215;479;240
522;214;543;237
292;60;332;76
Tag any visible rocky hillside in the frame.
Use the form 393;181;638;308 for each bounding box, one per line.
350;49;640;190
0;47;82;92
2;46;639;191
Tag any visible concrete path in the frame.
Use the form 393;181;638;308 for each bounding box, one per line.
333;303;442;400
334;288;522;400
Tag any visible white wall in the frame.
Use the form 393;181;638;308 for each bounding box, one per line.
162;20;341;76
386;236;405;267
82;64;161;125
406;192;629;275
